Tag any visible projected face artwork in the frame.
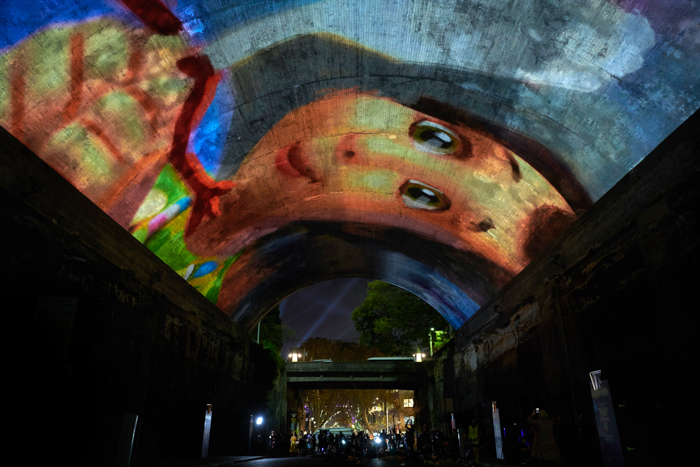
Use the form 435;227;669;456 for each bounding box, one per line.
187;89;576;279
2;0;699;327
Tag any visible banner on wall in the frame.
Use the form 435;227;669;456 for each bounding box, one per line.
492;402;503;460
202;405;213;458
590;372;624;467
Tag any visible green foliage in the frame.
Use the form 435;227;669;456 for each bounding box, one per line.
351;281;450;356
248;339;281;396
252;305;296;370
434;329;450;351
266;345;286;372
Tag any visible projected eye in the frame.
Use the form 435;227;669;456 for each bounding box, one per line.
399;180;451;211
411;120;459;155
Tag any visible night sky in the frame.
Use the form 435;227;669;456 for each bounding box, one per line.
279;277;371;356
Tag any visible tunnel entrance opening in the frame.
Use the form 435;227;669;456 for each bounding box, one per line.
278;278;370;358
223;221;494;332
254;278;455;362
279;385;428;459
291;388;417;438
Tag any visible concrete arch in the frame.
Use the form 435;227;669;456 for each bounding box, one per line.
4;2;700;463
217;221;500;331
4;2;697;335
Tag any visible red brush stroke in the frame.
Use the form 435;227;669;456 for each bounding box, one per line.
79;118;128;166
10;58;26;144
64;32;84;123
171;55;234;237
8;0;228;239
119;0;183;36
125;47;144;84
120;0;232;237
125;85;158;136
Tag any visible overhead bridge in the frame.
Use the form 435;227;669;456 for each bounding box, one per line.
285;361;427;390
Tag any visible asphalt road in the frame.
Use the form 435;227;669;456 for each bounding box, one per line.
241;459;328;466
242;457;422;467
135;453;467;467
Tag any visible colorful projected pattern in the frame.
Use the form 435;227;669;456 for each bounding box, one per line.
1;0;699;328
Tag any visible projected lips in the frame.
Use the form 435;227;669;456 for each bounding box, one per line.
399;180;451;211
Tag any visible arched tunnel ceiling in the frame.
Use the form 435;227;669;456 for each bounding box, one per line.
2;0;699;330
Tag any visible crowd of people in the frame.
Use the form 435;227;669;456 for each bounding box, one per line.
267;422;464;462
260;410;599;465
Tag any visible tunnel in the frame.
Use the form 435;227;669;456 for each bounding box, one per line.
2;1;699;466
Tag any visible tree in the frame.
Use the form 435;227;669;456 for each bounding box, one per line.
343;389;415;434
344;389;383;433
302;389;412;435
298;337;384;362
252;305;296;368
351;281;451;356
303;389;346;431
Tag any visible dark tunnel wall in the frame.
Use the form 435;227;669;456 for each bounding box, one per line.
448;110;700;466
1;127;280;464
1;106;698;466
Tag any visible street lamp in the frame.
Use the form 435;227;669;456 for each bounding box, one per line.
249;415;264;455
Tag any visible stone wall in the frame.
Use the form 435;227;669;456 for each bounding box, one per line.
423;340;456;435
1;127;279;466
451;110;699;466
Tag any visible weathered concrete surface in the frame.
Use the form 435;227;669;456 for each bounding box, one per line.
0;127;280;465
422;341;457;435
286;361;426;390
266;371;289;435
451;109;700;465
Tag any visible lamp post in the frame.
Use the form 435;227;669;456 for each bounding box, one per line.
248;415;253;454
429;328;435;357
385;400;389;434
249;415;264;454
